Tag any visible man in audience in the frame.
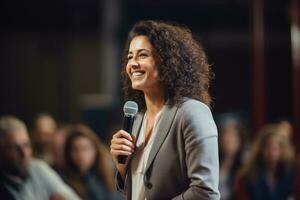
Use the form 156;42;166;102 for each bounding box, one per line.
0;115;81;200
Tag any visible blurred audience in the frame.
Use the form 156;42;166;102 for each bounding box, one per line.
52;124;71;174
0;115;81;200
218;118;247;200
62;124;122;200
31;113;57;165
234;124;295;200
3;111;298;200
276;120;293;142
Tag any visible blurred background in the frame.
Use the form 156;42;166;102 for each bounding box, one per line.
1;0;300;199
0;0;298;145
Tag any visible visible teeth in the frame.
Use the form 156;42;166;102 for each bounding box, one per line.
132;72;144;76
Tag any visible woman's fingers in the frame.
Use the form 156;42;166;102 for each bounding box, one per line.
113;130;133;141
110;130;135;158
110;142;134;152
110;149;132;156
111;137;135;148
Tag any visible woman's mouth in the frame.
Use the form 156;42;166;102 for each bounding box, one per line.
132;71;145;78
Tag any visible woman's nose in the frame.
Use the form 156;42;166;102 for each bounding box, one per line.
128;56;139;68
129;58;139;69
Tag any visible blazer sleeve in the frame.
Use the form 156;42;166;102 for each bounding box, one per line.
173;101;220;200
115;168;130;197
115;172;125;192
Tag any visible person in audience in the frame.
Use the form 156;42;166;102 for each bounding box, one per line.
52;124;71;174
31;113;57;165
218;118;247;200
276;120;293;142
62;124;121;200
0;115;81;200
234;124;294;200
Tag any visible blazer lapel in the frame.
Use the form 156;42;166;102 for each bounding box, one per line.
128;112;144;161
125;113;144;168
131;112;144;139
145;105;178;172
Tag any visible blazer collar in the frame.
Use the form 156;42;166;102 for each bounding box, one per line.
130;104;179;173
145;104;178;172
127;111;144;169
131;112;144;139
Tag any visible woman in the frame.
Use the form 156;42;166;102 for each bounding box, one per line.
110;20;220;200
63;124;120;200
234;124;294;200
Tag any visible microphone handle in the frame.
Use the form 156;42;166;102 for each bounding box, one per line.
118;115;134;164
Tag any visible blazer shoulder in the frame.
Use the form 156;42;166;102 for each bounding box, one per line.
177;98;217;138
178;98;212;116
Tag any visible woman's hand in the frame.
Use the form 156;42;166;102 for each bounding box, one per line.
110;130;135;180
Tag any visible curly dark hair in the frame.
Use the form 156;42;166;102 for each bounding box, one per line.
121;20;213;110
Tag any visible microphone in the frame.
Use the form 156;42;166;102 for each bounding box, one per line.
118;101;138;164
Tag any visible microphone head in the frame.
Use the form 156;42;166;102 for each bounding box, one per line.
123;101;138;117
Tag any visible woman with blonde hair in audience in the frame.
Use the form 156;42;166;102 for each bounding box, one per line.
63;124;121;200
234;124;295;200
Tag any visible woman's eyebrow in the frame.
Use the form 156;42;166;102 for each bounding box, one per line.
128;49;151;54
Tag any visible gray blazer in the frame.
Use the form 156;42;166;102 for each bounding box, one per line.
116;98;220;200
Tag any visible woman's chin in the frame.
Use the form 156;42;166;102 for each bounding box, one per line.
131;84;144;91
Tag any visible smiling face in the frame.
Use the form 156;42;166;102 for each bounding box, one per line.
126;35;163;94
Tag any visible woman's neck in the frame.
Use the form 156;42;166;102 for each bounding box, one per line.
144;90;165;117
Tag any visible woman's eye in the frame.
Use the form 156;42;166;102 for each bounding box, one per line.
127;56;133;60
139;54;148;58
